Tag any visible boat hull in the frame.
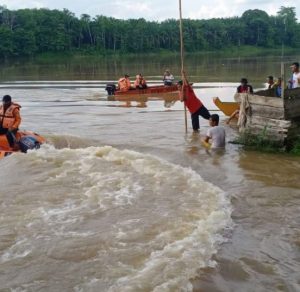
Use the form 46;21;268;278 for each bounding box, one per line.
213;97;239;116
0;130;46;158
235;90;300;146
113;84;178;97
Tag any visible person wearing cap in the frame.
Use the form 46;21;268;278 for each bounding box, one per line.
163;69;174;86
118;74;132;92
288;62;300;89
267;76;275;89
0;95;22;148
134;73;147;89
177;71;211;133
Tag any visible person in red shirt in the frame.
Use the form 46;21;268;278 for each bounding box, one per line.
178;73;211;132
226;78;253;124
237;78;253;93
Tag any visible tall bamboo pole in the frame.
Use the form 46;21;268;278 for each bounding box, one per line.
281;62;285;98
179;0;188;133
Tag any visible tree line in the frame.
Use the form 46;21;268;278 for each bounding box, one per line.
0;6;299;58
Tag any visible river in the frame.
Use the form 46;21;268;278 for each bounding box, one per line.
0;53;299;291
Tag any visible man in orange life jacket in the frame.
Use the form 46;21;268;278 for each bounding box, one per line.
0;95;21;148
134;74;147;89
178;73;211;132
118;74;132;92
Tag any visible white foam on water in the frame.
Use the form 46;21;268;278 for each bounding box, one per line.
1;238;33;263
0;145;232;291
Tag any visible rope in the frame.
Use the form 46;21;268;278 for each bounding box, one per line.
179;0;188;133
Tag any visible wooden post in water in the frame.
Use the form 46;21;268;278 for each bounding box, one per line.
281;62;285;98
179;0;188;133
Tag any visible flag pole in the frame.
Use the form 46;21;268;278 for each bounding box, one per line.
281;62;285;98
179;0;188;133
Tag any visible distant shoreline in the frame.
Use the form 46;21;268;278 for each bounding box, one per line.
3;46;299;62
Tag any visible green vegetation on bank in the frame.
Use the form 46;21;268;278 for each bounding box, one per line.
232;128;300;155
33;46;300;60
0;6;299;58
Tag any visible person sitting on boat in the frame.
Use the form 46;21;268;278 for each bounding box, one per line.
227;78;253;124
288;62;300;89
267;75;275;89
134;74;147;89
118;74;132;92
237;78;253;94
0;95;21;149
178;71;211;133
163;69;174;86
273;77;282;97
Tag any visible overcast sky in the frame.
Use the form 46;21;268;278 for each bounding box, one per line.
1;0;299;21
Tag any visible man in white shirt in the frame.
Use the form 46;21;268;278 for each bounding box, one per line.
203;114;225;149
289;62;300;89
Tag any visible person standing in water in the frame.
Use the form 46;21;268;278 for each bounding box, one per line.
178;72;211;132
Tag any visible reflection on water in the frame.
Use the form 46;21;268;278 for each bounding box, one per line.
1;52;300;87
107;92;180;108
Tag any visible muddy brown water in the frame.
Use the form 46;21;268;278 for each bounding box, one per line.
0;53;299;291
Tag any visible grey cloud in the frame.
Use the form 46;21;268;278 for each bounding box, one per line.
2;0;299;20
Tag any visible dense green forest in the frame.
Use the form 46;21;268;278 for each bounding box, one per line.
0;6;299;58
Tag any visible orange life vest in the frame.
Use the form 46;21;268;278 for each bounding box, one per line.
118;77;131;92
0;103;21;129
134;76;147;88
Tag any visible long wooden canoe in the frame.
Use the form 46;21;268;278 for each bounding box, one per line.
107;84;178;97
213;97;239;116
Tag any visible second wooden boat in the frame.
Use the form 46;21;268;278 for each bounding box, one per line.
213;97;239;116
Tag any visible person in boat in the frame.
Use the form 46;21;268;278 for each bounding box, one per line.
134;74;147;89
267;75;275;89
0;95;21;149
273;77;282;97
118;74;132;92
163;69;174;86
227;78;253;124
237;78;254;94
288;62;300;89
203;114;225;149
178;71;211;133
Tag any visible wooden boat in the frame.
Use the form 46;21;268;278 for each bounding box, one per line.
236;87;300;146
0;130;46;159
213;97;239;116
106;84;178;97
